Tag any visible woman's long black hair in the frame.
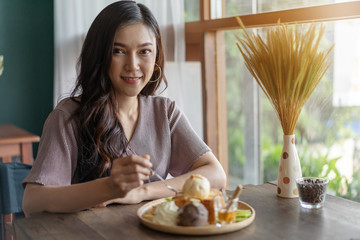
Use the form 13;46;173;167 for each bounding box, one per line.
70;1;167;183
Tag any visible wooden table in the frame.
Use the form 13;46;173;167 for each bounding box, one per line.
0;124;40;164
13;182;360;240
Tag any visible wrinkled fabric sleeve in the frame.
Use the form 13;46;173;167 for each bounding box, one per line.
23;109;78;187
167;100;210;177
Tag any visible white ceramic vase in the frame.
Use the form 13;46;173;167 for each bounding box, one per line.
277;134;302;198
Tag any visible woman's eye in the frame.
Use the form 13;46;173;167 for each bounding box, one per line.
113;48;125;54
140;49;151;55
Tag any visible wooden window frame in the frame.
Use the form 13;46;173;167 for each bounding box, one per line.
185;0;360;179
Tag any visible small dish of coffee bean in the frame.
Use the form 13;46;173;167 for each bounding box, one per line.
296;177;329;209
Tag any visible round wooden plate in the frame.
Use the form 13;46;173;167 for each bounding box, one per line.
137;198;255;235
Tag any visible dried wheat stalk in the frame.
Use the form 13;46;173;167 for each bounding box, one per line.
235;18;333;135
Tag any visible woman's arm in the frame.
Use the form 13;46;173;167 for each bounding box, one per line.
103;151;227;205
22;155;152;216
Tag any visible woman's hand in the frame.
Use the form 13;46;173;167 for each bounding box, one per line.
93;187;144;207
107;154;152;198
23;155;153;215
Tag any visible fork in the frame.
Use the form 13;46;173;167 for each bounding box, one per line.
150;168;179;194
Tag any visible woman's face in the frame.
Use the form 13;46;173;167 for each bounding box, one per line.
108;23;157;99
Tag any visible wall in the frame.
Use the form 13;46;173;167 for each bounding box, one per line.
0;0;54;157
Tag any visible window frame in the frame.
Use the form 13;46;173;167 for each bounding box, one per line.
185;0;360;183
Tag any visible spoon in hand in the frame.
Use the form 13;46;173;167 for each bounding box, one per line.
150;168;179;194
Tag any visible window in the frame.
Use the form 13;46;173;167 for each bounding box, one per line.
185;0;360;202
184;0;200;22
221;0;358;18
227;19;360;194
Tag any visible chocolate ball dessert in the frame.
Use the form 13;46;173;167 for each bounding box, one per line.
177;201;209;226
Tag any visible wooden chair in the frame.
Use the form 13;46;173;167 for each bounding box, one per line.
0;124;39;240
0;162;31;240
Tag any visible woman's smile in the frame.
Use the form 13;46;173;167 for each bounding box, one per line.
122;76;143;84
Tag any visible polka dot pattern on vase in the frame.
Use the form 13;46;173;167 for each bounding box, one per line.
277;135;302;198
293;188;298;195
283;177;290;184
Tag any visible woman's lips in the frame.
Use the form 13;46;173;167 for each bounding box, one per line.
122;76;142;84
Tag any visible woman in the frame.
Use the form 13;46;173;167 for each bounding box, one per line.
23;1;226;216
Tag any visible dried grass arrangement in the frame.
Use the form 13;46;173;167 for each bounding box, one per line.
235;18;334;135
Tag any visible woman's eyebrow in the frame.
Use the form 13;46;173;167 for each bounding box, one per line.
113;42;154;47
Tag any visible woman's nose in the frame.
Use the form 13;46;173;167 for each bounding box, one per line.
125;53;139;71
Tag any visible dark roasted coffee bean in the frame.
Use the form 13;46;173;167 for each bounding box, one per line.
297;178;327;204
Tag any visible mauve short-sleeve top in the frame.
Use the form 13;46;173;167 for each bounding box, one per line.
23;95;210;186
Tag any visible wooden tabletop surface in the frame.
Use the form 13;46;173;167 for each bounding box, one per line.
0;124;40;144
14;182;360;240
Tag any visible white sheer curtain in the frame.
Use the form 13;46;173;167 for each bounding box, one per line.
54;0;203;137
54;0;117;103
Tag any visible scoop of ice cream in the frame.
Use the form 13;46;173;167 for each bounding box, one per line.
177;200;209;226
153;201;179;226
182;174;210;198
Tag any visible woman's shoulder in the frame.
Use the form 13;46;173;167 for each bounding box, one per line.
42;97;80;134
54;97;80;116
